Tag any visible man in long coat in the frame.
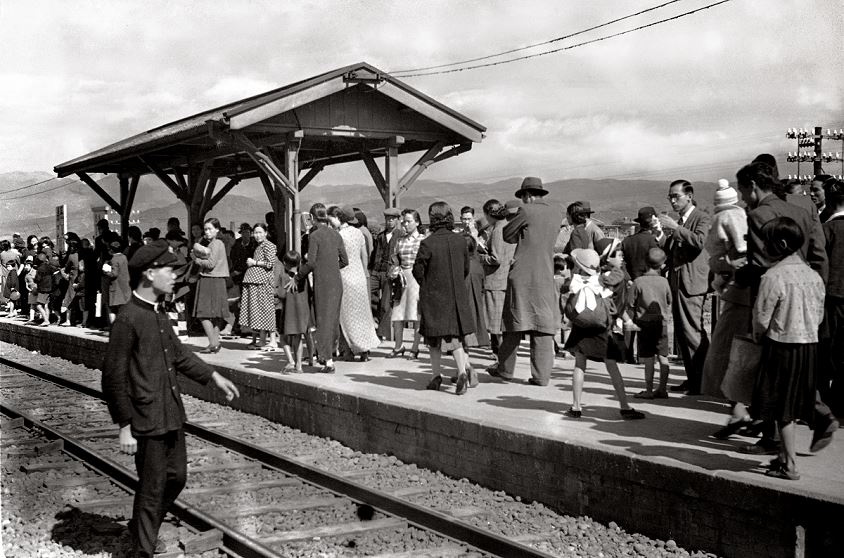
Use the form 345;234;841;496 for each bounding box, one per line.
488;177;564;385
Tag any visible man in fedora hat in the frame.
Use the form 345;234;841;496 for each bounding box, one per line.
622;207;664;280
563;200;605;253
487;177;564;385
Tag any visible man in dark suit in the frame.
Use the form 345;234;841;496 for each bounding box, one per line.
659;180;711;395
369;208;401;340
622;206;664;280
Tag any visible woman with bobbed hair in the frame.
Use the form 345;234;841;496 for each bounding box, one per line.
192;217;231;353
388;208;423;358
239;222;277;350
328;206;380;361
289;203;348;373
413;201;476;394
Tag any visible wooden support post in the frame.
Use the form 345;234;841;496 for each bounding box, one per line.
187;161;213;235
119;174;139;241
77;172;121;214
385;136;404;208
286;134;302;253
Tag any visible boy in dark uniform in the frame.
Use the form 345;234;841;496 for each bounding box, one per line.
102;239;239;557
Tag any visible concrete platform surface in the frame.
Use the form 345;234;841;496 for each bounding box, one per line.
2;316;842;558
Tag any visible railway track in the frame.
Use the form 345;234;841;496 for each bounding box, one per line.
1;355;558;557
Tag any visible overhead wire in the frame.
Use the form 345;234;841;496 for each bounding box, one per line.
392;0;733;78
0;175;58;194
1;179;80;201
389;0;685;74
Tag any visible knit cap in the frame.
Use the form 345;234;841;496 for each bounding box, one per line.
714;178;738;208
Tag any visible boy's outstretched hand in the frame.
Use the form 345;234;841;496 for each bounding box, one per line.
211;371;240;401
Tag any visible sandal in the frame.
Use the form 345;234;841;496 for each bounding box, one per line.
564;408;582;419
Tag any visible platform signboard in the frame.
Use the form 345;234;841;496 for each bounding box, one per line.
55;204;67;252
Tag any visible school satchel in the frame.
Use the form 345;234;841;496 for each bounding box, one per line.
720;334;761;403
564;291;610;330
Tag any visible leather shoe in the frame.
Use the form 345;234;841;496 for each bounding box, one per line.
738;439;780;455
426;376;442;391
320;365;336;374
527;378;547;386
670;381;689;392
810;417;838;453
455;373;468;395
485;364;512;381
200;345;221;354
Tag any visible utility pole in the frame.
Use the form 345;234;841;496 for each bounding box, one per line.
785;126;844;183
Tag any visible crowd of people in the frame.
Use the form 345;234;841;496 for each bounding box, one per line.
1;159;842;482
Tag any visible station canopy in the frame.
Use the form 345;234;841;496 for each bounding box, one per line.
54;62;486;250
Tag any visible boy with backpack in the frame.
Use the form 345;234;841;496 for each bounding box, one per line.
630;247;673;399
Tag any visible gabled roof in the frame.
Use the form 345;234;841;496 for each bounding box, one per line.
54;62;486;177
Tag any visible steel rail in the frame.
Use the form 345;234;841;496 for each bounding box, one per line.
1;356;559;558
0;400;278;558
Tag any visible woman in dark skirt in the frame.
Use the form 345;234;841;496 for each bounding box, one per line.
413;201;477;395
192;217;231;353
564;244;644;420
751;217;825;480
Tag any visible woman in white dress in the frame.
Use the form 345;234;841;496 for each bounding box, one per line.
328;205;380;361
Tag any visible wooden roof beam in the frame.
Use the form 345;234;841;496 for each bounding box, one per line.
138;156;187;201
77;172;121;213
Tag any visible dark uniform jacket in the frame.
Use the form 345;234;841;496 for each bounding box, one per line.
369;228;400;274
102;294;214;436
413;227;475;339
823;214;844;298
622;229;659;280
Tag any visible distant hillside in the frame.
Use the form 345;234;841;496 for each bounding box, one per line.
1;171;718;239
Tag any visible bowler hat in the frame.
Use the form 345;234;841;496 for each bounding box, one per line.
129;239;185;271
634;206;657;226
514;176;548;198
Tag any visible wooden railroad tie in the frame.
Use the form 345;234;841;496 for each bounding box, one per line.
214;496;342;520
44;475;111;489
2;439;63;456
368;544;466;558
0;417;24;429
188;462;263;474
181;529;223;554
182;478;300;496
259;517;406;544
21;460;83;473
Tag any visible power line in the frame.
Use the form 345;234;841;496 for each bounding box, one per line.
1;180;79;201
0;175;58;194
392;0;733;78
390;0;684;74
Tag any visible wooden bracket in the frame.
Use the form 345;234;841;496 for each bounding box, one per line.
298;162;325;191
361;151;387;202
397;141;444;196
138;156;186;201
77;172;121;213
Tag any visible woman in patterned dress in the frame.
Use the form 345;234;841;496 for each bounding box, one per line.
328;206;380;361
239;223;277;350
389;209;423;358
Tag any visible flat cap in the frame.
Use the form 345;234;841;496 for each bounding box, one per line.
383;207;401;217
129;239;184;271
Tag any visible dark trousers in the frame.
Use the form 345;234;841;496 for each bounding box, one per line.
672;290;709;391
132;429;187;558
497;331;554;385
370;271;392;340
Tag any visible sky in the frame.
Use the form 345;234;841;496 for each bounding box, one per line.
1;0;842;187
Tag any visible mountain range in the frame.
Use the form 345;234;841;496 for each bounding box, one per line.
1;171;721;240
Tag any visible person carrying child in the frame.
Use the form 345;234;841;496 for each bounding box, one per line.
563;247;645;419
751;217;825;480
629;247;673;399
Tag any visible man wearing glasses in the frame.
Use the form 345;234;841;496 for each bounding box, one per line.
658;180;711;395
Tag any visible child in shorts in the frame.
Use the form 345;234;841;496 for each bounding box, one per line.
630;247;672;399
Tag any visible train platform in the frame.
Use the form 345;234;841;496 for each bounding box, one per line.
2;316;842;558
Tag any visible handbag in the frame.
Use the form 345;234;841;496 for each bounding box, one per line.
720;334;761;403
